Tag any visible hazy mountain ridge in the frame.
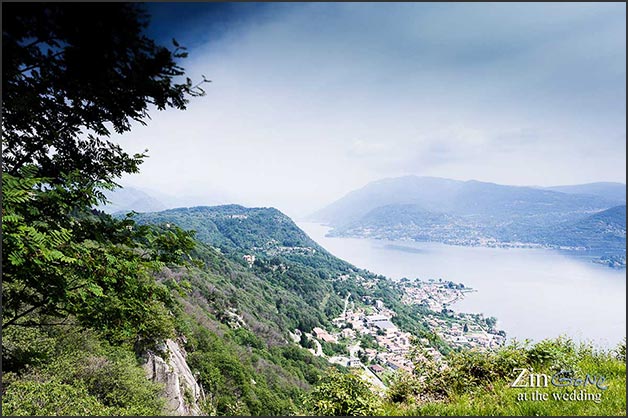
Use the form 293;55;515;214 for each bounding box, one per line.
542;182;626;203
313;176;626;267
99;187;167;214
312;176;621;225
545;205;626;252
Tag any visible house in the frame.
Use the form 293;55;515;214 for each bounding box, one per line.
387;359;413;373
365;314;389;324
386;360;401;371
370;364;385;373
348;358;361;367
312;327;337;343
243;254;256;267
341;328;355;339
372;320;395;331
364;348;378;360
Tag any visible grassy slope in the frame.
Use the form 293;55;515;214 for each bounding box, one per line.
382;341;626;416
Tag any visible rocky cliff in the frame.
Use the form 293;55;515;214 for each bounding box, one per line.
143;339;205;416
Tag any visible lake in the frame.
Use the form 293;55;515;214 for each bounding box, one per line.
298;222;626;348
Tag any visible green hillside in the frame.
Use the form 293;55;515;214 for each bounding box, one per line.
130;205;442;340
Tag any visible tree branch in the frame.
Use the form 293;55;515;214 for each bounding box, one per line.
2;304;43;329
19;50;65;74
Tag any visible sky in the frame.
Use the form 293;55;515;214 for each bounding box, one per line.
112;2;626;218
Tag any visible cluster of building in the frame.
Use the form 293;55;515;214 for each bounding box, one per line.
266;246;317;256
424;314;505;350
297;276;506;388
399;279;507;351
400;278;470;312
334;273;378;290
312;326;337;343
320;299;424;376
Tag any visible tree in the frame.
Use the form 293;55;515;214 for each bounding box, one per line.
299;333;314;350
2;2;208;182
485;316;497;330
2;168;196;345
1;3;206;352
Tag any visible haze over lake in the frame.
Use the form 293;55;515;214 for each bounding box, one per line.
298;222;626;348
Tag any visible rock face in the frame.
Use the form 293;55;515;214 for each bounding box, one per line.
143;339;205;416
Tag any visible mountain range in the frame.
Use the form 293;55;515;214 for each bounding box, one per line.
99;187;167;214
310;176;626;267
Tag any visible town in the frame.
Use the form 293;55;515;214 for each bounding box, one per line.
291;277;506;389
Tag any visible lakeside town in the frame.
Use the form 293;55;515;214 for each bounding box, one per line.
290;277;506;389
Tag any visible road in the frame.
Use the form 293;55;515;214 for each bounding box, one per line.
361;364;387;390
341;292;351;319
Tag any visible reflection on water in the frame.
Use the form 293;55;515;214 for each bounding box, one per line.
382;244;428;254
298;222;626;348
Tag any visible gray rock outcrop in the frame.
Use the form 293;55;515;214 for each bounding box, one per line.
143;339;205;415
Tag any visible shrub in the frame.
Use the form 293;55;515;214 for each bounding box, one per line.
1;329;165;416
386;371;424;404
527;336;579;373
616;338;626;362
2;379;111;416
303;368;381;416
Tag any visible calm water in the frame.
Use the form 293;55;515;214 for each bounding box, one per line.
298;222;626;348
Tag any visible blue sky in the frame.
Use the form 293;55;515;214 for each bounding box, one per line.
116;2;626;217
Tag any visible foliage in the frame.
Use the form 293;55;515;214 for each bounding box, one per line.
321;340;348;357
172;302;331;416
385;337;626;416
1;328;165;416
1;4;209;415
303;368;382;416
386;370;424;404
1;168;197;351
2;2;203;351
2;380;113;416
2;2;207;182
616;338;626;362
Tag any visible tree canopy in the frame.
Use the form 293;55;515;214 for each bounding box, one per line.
1;3;205;353
2;2;208;182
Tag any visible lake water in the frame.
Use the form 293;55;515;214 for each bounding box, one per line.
298;222;626;348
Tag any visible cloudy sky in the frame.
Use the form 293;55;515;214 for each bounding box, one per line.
113;2;626;218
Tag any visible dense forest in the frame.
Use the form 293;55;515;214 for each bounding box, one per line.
2;3;625;416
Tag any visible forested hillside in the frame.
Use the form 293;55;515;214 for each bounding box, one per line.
131;205;444;344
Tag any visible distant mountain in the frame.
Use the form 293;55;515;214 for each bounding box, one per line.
311;176;625;267
542;182;626;204
546;205;626;253
99;186;166;214
312;176;618;227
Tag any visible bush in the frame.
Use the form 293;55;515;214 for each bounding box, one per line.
1;329;165;416
389;337;627;416
616;338;626;362
527;336;578;373
303;368;381;416
386;371;424;404
2;379;111;416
